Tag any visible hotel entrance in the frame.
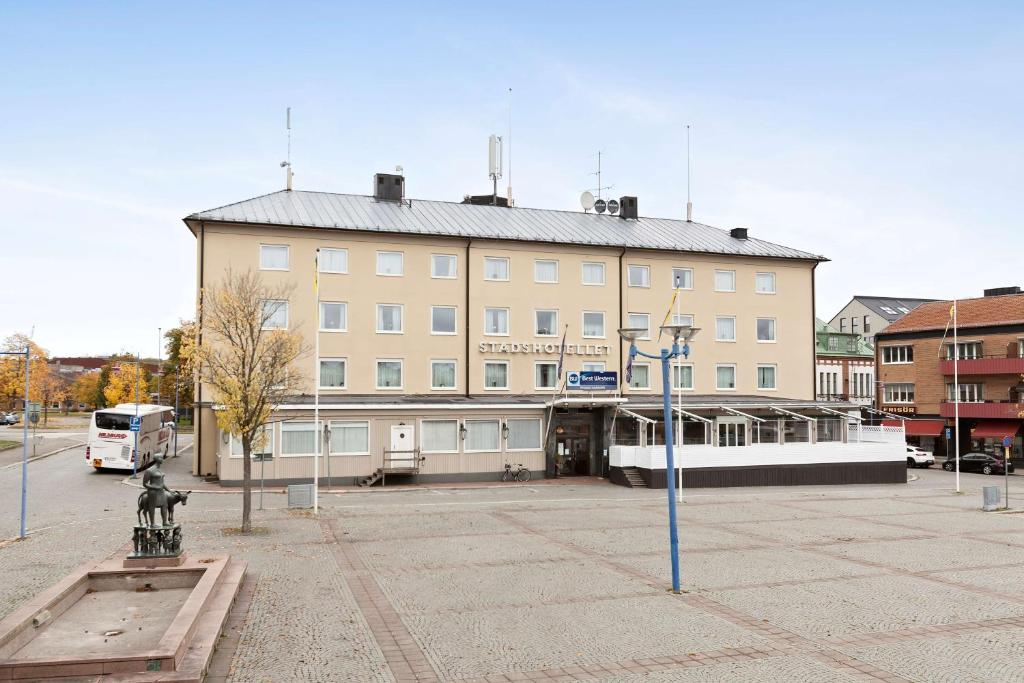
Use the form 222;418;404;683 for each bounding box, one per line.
556;424;591;475
548;407;609;477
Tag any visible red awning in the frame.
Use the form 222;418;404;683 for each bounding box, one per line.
970;420;1022;440
881;419;946;436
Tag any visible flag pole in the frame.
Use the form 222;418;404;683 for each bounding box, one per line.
953;299;960;493
675;278;683;503
313;249;320;513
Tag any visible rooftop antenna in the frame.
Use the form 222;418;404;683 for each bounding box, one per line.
488;134;503;205
506;87;513;206
280;107;294;191
686;124;693;221
589;150;613;200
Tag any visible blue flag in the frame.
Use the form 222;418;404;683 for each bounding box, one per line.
556;326;567;380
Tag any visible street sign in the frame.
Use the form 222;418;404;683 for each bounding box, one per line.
566;370;618;390
945;428;952;440
129;416;142;432
1002;436;1013;448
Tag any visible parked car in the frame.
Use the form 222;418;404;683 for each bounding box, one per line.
943;452;1015;475
906;446;935;468
0;412;20;426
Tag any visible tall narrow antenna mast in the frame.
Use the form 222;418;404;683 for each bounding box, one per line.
589;150;613;200
686;124;693;222
281;107;294;191
506;87;513;206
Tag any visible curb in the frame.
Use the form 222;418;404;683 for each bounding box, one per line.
0;442;85;470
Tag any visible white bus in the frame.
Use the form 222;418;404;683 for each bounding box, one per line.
86;404;175;471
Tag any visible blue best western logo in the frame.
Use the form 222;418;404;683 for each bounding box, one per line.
566;371;618;390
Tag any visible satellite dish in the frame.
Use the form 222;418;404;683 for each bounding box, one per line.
594;198;607;214
607;199;620;215
580;191;596;211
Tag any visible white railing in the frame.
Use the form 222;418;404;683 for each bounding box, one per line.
610;441;905;469
856;424;905;444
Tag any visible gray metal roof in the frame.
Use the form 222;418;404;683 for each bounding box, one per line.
186;190;826;261
853;296;938;322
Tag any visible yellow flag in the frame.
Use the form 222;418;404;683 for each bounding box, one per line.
658;289;680;340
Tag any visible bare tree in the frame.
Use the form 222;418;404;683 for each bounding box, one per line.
194;269;306;533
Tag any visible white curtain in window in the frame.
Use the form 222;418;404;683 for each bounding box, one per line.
630;364;650;388
485;309;508;334
627;314;649;336
262;300;288;329
432;307;456;333
231;425;272;456
320;302;346;330
535;310;557;335
319;248;348;272
629;266;649;287
378;305;401;331
282;422;316;455
484;363;508;388
535;363;556;388
330;422;368;454
432;254;456;277
672;314;694;327
756;272;776;293
377;252;403;275
673;365;693;389
757;366;776;389
432;362;456;388
507;419;541;450
377;362;402;387
583;312;604;337
320;360;345;388
261;245;289;269
715;270;735;291
421;420;458;452
716;366;736;389
485;258;508;279
671;268;692;289
582;262;604;284
535;260;558;282
716;317;735;340
466;420;499;451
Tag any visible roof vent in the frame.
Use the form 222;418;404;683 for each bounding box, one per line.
618;196;638;220
983;286;1021;297
730;227;749;240
374;173;405;202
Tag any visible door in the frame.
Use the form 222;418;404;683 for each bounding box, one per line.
389;425;416;469
717;422;747;447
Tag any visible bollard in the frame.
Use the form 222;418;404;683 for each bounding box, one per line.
982;485;1001;512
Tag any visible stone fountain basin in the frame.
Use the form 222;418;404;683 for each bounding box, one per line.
0;555;238;680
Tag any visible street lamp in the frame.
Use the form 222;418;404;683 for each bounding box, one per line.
618;324;700;594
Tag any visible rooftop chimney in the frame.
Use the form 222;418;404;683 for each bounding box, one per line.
618;196;638;220
373;173;405;202
983;286;1022;297
730;227;749;240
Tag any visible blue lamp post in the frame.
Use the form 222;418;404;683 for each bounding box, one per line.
619;324;700;594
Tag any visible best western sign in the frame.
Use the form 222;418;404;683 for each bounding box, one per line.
477;342;610;356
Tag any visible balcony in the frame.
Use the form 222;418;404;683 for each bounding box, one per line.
939;401;1024;419
816;393;872;405
940;354;1024;376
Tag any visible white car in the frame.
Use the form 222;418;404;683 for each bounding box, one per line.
906;446;935;468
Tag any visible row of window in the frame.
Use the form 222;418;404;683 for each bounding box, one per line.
837;316;872;334
259;244;777;292
229;417;543;457
882;382;986;404
881;342;988;365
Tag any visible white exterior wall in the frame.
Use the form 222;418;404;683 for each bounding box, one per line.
610;441;904;469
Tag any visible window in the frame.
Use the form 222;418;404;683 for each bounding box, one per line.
628;265;650;288
507;418;542;450
376;360;403;389
897;306;910;314
755;272;776;294
839;318;846;332
714;270;736;292
535;362;558;389
851;317;859;333
880;306;898;315
261;300;288;330
260;244;289;270
716;364;737;390
673;363;694;390
431;306;457;335
319;359;346;389
534;259;558;283
863;316;871;333
230;424;273;458
320;302;347;331
431;360;456;390
376;304;403;333
628;363;650;389
882;346;914;364
715;316;736;342
421;420;458;453
946;342;982;360
485;308;509;335
582;262;605;285
484;361;509;389
329;421;369;455
376;251;404;276
671;267;693;290
627;313;650;339
319;248;348;274
465;420;500;452
756;318;776;342
582;362;605;372
828;336;839;352
431;254;457;278
757;364;777;390
282;422;317;456
484;257;509;281
535;310;558;336
946;383;983;402
884;383;915;403
847;338;857;353
583;311;605;338
672;314;695;327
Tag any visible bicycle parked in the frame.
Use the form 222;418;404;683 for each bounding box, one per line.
501;462;531;482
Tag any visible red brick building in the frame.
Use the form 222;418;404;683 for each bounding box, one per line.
874;289;1024;463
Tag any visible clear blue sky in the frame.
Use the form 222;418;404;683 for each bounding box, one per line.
2;2;1022;356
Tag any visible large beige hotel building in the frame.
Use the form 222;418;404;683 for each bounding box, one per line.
185;174;850;486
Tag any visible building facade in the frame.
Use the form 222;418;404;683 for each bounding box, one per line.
829;296;935;346
185;179;901;487
814;319;874;406
874;290;1024;463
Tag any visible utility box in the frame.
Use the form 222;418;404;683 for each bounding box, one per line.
287;484;315;509
982;485;1001;511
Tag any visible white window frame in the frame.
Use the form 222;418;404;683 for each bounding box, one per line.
756;317;777;343
582;311;606;339
328;420;370;456
280;421;319;458
627;312;651;340
506;418;543;451
534;361;558;390
671;267;694;290
484;256;510;281
628;362;651;390
376;251;404;276
884;383;915;404
757;363;777;391
318;357;348;390
431;253;458;279
463;419;501;453
755;272;776;294
483;360;510;390
375;359;404;390
261;299;289;330
672;362;695;391
672;313;695;327
376;304;404;334
430;359;458;391
716;363;738;391
714;269;736;293
946;383;983;402
534;310;559;337
229;424;274;459
881;345;914;364
430;305;458;336
946;341;982;360
534;259;559;284
318;247;348;274
628;265;651;288
581;262;606;286
582;361;606;372
259;244;290;271
419;418;460;454
484;307;510;336
715;315;737;342
319;301;348;332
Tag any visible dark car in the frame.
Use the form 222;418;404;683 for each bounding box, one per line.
943;452;1015;475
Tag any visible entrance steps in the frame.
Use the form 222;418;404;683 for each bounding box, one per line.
621;467;647;488
358;468;383;487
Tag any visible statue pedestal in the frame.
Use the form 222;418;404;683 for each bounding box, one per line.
127;524;183;567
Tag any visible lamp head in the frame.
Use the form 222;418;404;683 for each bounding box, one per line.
617;327;648;342
659;325;700;343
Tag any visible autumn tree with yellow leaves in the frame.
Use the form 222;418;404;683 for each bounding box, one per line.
102;360;152;407
0;333;67;425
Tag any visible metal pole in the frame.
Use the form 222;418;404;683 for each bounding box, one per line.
156;327;161;405
173;365;180;457
259;455;265;511
313;249;320;513
675;280;682;503
660;346;681;594
132;356;140;478
1005;444;1010;510
21;346;30;539
953;300;960;493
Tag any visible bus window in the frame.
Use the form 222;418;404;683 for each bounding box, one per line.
95;412;132;430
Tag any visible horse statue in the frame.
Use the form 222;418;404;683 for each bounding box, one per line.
137;489;190;527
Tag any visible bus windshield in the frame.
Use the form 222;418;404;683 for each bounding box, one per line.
95;412;133;431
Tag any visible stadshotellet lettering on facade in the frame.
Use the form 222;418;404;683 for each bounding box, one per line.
477;341;610;356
